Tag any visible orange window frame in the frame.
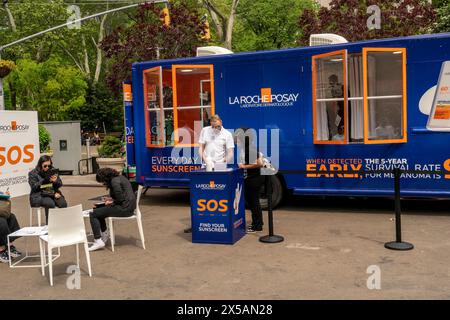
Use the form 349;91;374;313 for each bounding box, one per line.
363;48;407;144
172;64;215;147
312;50;348;145
143;66;165;148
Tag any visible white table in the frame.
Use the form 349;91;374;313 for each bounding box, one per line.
7;226;60;273
82;209;93;218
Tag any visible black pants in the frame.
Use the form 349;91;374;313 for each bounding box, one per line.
90;206;133;239
244;175;265;230
39;196;68;224
0;213;20;247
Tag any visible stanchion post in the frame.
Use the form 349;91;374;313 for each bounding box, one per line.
385;168;414;251
259;175;284;244
86;138;91;174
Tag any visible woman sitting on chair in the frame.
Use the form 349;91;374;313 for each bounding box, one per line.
28;155;67;224
89;168;136;251
0;191;22;263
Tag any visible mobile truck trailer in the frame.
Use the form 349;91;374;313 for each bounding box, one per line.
125;33;450;208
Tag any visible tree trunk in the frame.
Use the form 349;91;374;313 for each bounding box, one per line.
202;0;226;43
224;0;240;50
202;0;239;50
82;36;91;79
0;78;4;110
94;14;108;83
4;2;17;32
36;42;44;62
8;80;16;110
59;44;85;75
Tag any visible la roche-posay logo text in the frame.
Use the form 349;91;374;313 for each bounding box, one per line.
0;121;30;133
229;88;300;108
196;180;226;191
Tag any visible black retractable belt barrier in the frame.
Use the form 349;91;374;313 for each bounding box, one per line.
259;175;284;244
384;168;414;251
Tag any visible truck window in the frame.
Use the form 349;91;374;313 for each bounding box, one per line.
363;48;407;144
172;65;215;146
143;66;164;148
348;53;364;143
312;50;348;144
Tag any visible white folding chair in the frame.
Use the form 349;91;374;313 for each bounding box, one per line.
107;185;146;252
39;204;92;286
29;207;45;226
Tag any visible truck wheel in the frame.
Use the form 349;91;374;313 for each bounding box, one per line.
259;175;283;210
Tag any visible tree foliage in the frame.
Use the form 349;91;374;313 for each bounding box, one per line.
433;0;450;32
101;2;208;93
0;0;71;62
5;57;87;120
297;0;436;46
98;135;124;158
66;81;123;132
235;0;318;51
38;124;52;152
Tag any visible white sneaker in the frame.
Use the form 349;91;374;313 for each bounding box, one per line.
88;239;105;251
101;230;110;244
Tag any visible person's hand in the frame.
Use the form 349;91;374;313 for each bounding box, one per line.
102;196;113;202
54;192;61;200
105;200;114;206
50;175;58;183
238;164;246;169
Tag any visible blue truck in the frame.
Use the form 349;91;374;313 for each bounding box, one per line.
124;33;450;207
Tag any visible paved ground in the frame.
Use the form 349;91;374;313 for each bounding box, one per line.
2;181;450;300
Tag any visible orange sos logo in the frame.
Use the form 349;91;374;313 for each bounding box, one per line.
197;199;228;212
444;159;450;179
0;145;35;167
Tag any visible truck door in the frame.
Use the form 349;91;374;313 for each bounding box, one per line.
311;49;348;144
143;66;164;148
172;65;215;146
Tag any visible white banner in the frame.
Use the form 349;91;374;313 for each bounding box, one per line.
0;111;40;198
427;61;450;131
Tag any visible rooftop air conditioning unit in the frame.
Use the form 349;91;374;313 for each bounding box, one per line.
309;34;348;46
196;46;234;57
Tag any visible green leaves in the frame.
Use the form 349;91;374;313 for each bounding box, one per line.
38;124;52;152
98;135;124;158
5;56;87;120
66;81;123;132
433;0;450;32
235;0;318;51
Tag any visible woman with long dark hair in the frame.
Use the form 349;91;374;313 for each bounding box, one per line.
88;168;136;251
28;155;67;224
235;128;265;233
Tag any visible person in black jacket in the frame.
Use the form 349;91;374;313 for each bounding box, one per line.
235;128;265;233
0;191;22;263
28;155;67;224
88;168;136;251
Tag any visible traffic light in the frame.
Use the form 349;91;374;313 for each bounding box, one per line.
201;16;211;40
161;7;170;26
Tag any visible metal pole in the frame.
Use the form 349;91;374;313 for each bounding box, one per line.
394;168;402;243
0;77;4;111
86;138;91;174
0;50;4;110
385;168;414;250
259;175;284;244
